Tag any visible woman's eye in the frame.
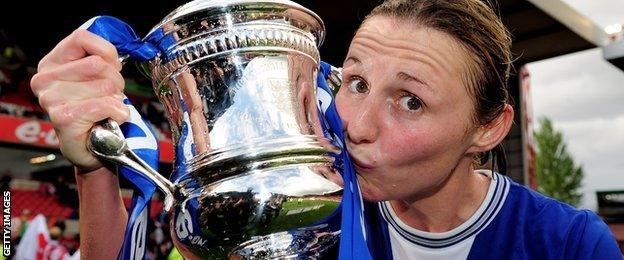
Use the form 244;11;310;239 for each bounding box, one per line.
399;95;422;111
347;78;369;94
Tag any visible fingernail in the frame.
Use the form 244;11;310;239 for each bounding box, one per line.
116;56;125;71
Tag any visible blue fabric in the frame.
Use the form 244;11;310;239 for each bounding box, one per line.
363;201;393;260
467;178;622;260
368;172;622;259
84;16;160;61
85;16;161;260
115;99;160;260
318;62;373;260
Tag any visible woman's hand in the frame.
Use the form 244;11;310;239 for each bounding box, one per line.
30;29;129;172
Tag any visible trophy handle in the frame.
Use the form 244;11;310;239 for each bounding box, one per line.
326;65;343;93
87;119;178;211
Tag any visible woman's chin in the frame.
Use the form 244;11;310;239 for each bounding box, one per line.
357;180;384;202
361;192;382;202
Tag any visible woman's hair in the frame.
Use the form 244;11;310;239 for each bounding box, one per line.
365;0;513;172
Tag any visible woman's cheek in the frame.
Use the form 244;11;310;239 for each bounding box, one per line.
382;133;421;163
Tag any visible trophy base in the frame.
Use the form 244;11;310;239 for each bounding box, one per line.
228;225;340;259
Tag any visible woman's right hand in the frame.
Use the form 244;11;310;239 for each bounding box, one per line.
30;29;130;172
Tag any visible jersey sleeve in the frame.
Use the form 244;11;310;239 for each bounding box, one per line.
574;210;622;259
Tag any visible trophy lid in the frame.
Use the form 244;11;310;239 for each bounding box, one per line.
141;0;326;83
145;0;325;48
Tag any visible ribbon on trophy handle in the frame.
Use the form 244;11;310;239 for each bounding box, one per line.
80;16;162;260
80;15;376;260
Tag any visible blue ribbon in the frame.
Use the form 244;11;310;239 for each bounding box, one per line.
317;62;373;260
83;16;160;61
84;16;161;260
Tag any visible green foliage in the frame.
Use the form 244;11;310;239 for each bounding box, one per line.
534;117;584;206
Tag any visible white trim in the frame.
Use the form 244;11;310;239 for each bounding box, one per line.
381;171;510;248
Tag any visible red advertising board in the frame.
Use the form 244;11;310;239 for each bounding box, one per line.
0;114;173;163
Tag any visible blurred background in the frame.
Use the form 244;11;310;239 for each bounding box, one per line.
0;0;622;258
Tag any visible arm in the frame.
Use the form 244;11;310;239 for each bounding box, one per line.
76;167;127;259
30;29;130;258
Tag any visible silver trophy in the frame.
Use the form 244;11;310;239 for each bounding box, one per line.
87;0;345;258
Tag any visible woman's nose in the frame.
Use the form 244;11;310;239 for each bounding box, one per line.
345;101;379;144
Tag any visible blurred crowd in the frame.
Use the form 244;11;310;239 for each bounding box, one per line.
2;174;178;259
0;30;172;139
0;30;45;120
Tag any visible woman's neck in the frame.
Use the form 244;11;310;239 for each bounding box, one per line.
390;157;491;233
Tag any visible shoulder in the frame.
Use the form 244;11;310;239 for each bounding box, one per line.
497;175;621;258
502;176;597;233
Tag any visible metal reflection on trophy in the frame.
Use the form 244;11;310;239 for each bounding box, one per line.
105;0;343;258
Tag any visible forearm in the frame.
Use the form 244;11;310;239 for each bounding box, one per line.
76;166;127;259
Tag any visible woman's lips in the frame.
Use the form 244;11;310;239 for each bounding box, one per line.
349;154;375;172
345;141;375;172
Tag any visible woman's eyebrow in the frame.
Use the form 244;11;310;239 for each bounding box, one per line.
344;56;362;66
396;72;433;93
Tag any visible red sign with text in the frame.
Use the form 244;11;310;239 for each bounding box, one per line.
0;114;173;163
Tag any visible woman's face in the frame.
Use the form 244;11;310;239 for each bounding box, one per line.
335;16;482;202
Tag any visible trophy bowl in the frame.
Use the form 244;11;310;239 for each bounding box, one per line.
96;0;344;258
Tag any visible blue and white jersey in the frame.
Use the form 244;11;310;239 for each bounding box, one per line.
368;170;622;260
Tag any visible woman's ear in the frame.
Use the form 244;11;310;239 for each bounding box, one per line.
467;104;514;153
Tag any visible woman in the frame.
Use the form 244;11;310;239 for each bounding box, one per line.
30;0;620;259
337;1;621;259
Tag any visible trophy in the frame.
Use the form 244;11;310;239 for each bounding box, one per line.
86;0;345;258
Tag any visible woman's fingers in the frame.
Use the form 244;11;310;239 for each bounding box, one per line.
48;96;129;129
30;28;127;172
31;55;125;97
48;96;130;171
38;29;121;72
36;79;125;112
